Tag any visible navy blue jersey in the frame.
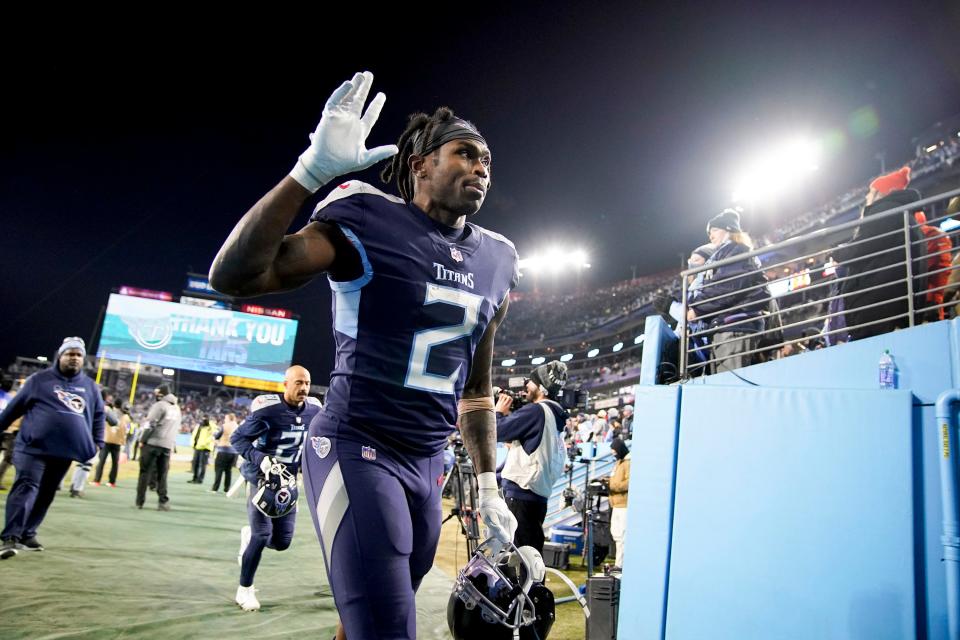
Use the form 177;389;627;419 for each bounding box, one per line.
309;181;519;456
231;394;322;482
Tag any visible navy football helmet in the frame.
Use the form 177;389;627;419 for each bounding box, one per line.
252;459;298;518
448;539;555;639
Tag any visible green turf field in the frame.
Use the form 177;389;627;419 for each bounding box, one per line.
0;459;591;639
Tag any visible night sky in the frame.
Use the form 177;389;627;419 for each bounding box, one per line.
3;2;959;380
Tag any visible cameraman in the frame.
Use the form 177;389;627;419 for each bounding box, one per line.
495;361;569;553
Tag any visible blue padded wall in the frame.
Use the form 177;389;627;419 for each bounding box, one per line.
619;318;960;640
667;386;914;639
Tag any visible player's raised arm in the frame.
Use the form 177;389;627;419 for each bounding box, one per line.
458;297;517;546
209;71;398;297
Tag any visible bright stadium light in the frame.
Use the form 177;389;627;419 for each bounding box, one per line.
587;348;600;358
501;358;517;367
36;356;48;362
215;375;223;382
732;137;821;203
518;246;591;273
634;335;645;345
560;353;574;362
162;368;175;376
612;342;624;352
531;356;546;365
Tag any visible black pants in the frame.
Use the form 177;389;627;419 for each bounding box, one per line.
136;444;170;506
191;450;210;483
211;451;237;492
506;497;548;554
94;443;121;484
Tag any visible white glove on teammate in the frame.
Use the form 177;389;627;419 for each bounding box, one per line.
259;455;278;476
290;71;399;193
477;472;517;553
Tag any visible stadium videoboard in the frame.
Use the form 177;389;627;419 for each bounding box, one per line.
98;294;298;382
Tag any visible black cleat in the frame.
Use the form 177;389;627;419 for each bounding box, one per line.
19;536;43;552
0;539;18;560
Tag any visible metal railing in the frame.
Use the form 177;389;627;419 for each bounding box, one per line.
677;187;960;378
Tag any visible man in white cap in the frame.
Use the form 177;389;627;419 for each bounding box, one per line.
0;337;105;559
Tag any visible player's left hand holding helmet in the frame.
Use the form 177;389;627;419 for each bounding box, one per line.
448;539;555;639
476;472;517;553
252;456;299;518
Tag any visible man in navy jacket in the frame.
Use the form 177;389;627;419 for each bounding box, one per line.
0;337;105;559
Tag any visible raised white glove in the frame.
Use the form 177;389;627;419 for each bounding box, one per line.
477;472;517;553
290;71;399;193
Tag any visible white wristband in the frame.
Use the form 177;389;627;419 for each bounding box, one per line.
477;471;498;491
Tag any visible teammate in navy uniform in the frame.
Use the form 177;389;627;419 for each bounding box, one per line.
230;365;320;611
0;337;105;559
210;72;518;639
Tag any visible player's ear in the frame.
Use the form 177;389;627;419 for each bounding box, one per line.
408;153;427;179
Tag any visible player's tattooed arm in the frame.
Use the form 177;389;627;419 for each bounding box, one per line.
459;297;510;474
209;177;360;296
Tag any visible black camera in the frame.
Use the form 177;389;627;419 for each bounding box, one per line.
557;385;589;414
493;386;527;411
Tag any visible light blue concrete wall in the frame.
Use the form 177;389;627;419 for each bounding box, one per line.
620;318;959;640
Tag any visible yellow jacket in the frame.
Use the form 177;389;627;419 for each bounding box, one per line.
191;423;215;451
608;453;630;508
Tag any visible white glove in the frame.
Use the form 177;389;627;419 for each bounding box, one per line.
477;472;517;553
259;455;278;476
290;71;399;193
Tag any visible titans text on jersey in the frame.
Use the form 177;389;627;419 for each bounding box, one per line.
308;181;519;455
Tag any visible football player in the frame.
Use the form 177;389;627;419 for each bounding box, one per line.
210;71;518;639
230;365;321;611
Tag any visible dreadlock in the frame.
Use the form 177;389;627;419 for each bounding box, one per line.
380;106;458;202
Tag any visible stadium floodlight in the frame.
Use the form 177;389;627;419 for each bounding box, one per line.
36;355;48;362
587;348;600;358
612;342;624;353
215;375;223;382
501;358;517;367
531;356;546;365
518;246;591;273
634;335;644;345
162;368;175;376
560;353;574;362
732;137;821;203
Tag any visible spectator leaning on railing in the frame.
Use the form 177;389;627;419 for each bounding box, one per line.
836;166;928;341
688;209;768;373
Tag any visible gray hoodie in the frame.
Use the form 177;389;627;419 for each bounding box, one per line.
143;394;181;450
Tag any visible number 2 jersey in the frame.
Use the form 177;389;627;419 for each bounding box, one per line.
231;394;323;482
309;181;519;457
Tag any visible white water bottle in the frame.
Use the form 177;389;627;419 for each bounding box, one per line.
878;350;896;389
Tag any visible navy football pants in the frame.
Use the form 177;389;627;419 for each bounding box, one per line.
303;414;444;640
2;451;72;541
239;494;297;587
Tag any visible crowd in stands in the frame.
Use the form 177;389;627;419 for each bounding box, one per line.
124;388;254;434
495;133;960;383
498;275;669;344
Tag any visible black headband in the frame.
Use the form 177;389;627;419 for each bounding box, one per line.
413;118;488;157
